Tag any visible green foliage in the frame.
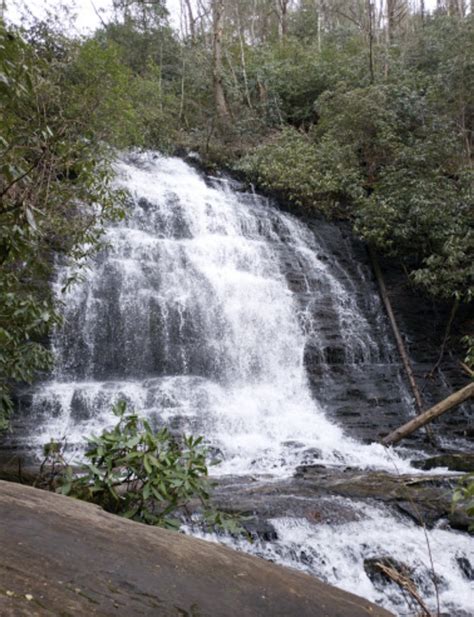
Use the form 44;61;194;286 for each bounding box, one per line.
0;20;127;429
244;36;371;127
63;39;140;147
452;473;474;531
127;62;182;151
54;401;241;533
462;336;474;372
238;18;474;303
236;125;362;216
60;400;211;528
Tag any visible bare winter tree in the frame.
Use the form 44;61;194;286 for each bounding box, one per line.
276;0;290;38
436;0;466;14
386;0;408;42
182;0;196;41
212;0;230;120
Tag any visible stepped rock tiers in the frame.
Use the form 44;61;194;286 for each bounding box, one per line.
0;481;393;617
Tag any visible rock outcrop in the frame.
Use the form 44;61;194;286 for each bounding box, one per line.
0;480;393;617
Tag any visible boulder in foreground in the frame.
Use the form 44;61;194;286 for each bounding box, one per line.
0;480;394;617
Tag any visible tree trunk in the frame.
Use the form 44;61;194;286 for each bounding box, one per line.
367;0;375;83
382;382;474;446
179;53;186;124
277;0;289;39
237;5;253;109
183;0;196;41
369;246;425;415
212;0;230;121
387;0;396;43
317;2;322;53
448;0;466;16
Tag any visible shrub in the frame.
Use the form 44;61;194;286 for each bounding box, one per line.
42;401;241;533
453;473;474;532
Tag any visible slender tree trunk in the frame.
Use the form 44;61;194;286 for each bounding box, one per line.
250;0;257;43
212;0;230;121
317;0;322;53
258;78;267;100
367;0;375;84
426;298;459;379
369;246;425;416
277;0;289;39
158;39;163;114
384;0;391;77
375;0;385;41
237;5;253;109
387;0;396;43
179;53;186;124
197;0;212;47
448;0;466;15
224;46;239;95
183;0;196;42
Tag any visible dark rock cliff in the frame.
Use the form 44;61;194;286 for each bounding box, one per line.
286;218;473;453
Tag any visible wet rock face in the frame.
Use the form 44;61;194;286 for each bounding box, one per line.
375;252;473;449
412;453;474;472
284;218;474;452
272;219;416;447
5;199;472;461
186;468;473;617
363;557;411;586
456;556;474;581
204;467;471;536
293;465;471;530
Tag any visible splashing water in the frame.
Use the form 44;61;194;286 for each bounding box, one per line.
188;499;474;617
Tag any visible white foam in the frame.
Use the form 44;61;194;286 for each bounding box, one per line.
188;499;474;616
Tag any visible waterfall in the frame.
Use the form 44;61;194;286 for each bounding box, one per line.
14;152;473;616
26;152;408;474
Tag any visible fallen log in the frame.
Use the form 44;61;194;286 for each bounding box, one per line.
460;361;474;379
382;382;474;446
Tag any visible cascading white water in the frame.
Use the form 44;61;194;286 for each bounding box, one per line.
31;152;408;474
189;499;474;617
23;152;473;616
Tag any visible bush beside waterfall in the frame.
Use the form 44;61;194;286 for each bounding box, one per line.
39;400;241;533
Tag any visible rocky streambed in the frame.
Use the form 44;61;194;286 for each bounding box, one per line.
184;459;474;617
208;463;473;532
